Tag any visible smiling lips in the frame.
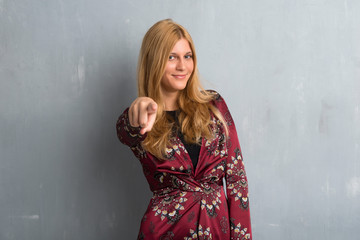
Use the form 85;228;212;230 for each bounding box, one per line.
172;74;187;79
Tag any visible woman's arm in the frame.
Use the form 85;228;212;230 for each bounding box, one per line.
214;93;252;239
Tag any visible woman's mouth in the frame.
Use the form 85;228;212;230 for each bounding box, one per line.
172;74;187;79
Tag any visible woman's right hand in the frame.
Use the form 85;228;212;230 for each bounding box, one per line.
128;97;158;135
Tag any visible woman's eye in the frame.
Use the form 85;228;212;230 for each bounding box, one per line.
169;55;176;60
185;55;192;59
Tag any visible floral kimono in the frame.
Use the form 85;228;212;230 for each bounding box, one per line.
116;91;252;239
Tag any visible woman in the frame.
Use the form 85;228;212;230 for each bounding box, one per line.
117;19;252;239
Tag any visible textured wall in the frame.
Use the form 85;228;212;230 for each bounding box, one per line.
1;0;359;239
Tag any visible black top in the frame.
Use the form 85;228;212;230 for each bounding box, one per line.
167;111;201;170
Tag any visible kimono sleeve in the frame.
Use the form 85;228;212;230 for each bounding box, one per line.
214;93;252;240
116;107;147;147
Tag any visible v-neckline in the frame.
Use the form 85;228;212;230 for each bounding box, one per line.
166;110;202;177
175;135;204;178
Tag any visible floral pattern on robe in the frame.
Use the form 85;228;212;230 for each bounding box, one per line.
117;91;252;240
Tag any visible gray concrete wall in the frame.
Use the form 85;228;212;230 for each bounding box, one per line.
1;0;359;239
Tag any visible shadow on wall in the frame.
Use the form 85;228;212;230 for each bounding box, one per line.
101;52;151;239
80;46;150;238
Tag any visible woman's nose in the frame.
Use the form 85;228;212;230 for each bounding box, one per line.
176;58;185;70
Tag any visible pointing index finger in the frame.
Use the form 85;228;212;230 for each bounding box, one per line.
147;102;157;113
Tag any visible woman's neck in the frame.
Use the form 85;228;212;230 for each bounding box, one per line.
162;91;179;111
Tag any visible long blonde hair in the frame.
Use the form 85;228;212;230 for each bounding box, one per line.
137;19;227;159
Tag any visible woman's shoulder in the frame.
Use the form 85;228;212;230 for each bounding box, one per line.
204;89;227;106
201;89;231;117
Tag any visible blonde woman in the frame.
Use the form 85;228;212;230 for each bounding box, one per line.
117;19;252;239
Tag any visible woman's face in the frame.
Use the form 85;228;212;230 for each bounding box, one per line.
160;38;194;96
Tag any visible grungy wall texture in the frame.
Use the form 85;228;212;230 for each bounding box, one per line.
1;0;360;239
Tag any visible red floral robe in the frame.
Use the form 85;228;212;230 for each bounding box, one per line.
116;91;252;240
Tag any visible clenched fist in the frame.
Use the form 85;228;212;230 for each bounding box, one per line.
129;97;158;135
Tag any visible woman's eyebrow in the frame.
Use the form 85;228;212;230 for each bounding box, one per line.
170;51;193;55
